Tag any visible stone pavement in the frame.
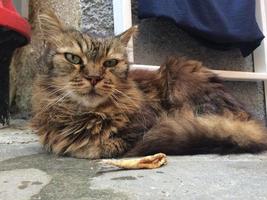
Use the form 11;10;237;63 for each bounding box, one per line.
1;120;267;200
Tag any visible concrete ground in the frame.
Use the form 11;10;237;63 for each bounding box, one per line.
1;120;267;200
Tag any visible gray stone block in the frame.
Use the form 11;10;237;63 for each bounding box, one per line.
80;0;114;37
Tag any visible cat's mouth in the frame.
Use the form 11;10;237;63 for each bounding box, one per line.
75;88;102;98
88;89;102;97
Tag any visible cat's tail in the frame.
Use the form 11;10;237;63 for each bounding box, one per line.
125;115;267;156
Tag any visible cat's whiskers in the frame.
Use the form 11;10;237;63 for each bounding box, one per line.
54;91;72;105
109;91;160;125
113;88;150;129
43;86;68;97
110;93;148;130
36;84;70;100
113;88;141;109
111;93;134;113
113;88;148;123
54;112;93;137
112;87;160;103
110;94;130;114
95;87;130;113
109;99;130;126
37;90;72;115
114;88;141;102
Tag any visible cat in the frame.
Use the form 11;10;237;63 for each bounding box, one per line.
31;10;267;159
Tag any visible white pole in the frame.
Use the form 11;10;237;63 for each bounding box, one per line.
254;0;267;115
113;0;134;63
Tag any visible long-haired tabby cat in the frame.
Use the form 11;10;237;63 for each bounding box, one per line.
31;10;267;159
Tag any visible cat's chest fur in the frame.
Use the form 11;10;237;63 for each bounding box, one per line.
34;102;154;159
79;111;130;138
32;78;159;158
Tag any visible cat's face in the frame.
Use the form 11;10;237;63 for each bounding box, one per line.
38;11;137;108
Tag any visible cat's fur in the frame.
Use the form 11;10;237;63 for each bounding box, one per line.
31;10;267;159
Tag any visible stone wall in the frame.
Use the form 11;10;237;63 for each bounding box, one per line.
10;0;266;122
80;0;114;37
10;0;81;118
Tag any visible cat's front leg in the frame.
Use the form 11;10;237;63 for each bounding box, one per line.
67;144;102;159
67;137;128;159
86;119;103;136
100;138;129;158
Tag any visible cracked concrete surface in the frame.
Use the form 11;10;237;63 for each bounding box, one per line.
1;122;267;200
0;168;52;200
4;1;267;199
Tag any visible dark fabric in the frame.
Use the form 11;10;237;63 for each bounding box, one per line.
138;0;264;56
0;27;28;125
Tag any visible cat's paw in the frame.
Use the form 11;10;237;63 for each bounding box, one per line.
86;120;103;135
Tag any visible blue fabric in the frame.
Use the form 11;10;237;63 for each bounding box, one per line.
138;0;264;56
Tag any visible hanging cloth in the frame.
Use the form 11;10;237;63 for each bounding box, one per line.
138;0;264;57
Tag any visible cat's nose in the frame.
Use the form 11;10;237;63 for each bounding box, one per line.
85;76;103;87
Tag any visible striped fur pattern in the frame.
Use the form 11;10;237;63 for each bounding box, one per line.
31;11;267;159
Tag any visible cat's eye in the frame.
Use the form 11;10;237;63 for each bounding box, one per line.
64;53;82;65
103;59;119;68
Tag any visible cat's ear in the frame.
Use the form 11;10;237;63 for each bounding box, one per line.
37;9;65;42
116;25;138;46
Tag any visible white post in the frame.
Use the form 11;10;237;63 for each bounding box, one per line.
21;0;29;18
13;0;29;18
254;0;267;115
113;0;134;63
